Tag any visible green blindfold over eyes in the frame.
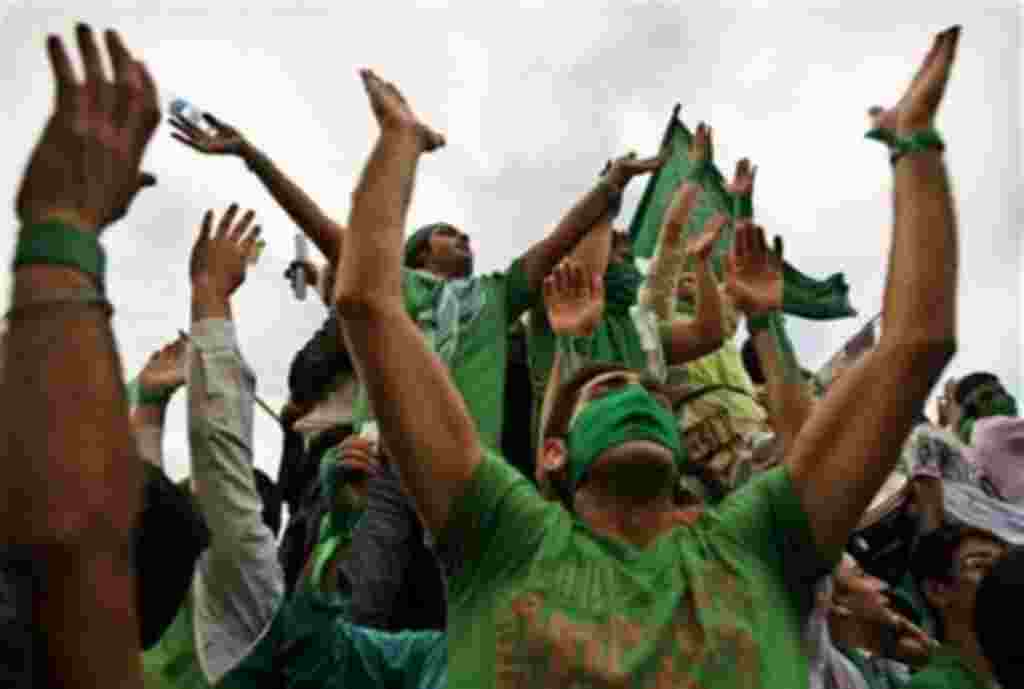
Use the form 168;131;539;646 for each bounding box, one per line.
566;384;683;493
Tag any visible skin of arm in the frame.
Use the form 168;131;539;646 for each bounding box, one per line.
515;150;666;292
242;143;347;264
3;24;163;688
753;318;815;456
786;28;960;559
334;71;478;536
661;251;725;365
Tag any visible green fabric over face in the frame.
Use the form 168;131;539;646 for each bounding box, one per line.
627;111;857;320
566;384;682;491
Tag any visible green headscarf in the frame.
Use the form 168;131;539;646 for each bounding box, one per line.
566;384;683;493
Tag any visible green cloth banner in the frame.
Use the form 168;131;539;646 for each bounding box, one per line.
627;106;857;320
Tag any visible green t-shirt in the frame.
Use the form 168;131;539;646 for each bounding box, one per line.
905;648;993;689
354;261;535;450
843;648;912;689
436;451;836;689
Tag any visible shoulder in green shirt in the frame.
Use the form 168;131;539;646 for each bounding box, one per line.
353;259;535;451
436;450;836;689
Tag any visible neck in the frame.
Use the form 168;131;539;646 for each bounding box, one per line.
943;621;995;684
574;484;679;549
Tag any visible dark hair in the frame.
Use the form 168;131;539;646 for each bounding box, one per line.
254;468;283;538
954;372;1000;406
740;338;765;385
975;547;1024;687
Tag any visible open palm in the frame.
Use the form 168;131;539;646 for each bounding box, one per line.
170;112;247;156
544;261;604;337
724;222;783;316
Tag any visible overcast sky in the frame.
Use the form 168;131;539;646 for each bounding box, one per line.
1;1;1019;482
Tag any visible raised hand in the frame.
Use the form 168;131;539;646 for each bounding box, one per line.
723;221;783;317
138;333;188;397
869;26;961;135
169;111;249;157
603;140;672;191
726;158;756;196
359;69;445;152
686;212;728;262
544;260;604;337
687;122;713;166
190;203;261;300
333;435;382;506
16;24;161;233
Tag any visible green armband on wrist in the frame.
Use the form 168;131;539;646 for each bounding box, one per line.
747;310;781;334
14;222;106;291
733;194;753;219
126;378;175;408
865;127;945;165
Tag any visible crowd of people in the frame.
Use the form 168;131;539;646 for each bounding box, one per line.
1;20;1021;689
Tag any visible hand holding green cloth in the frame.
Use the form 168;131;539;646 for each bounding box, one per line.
627;106;857;321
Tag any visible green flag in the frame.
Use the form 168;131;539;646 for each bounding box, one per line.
627;106;857;320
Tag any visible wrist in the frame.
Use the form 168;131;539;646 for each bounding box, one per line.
31;209;100;234
191;281;232;321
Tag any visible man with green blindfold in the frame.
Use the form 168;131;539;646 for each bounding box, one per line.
335;27;963;689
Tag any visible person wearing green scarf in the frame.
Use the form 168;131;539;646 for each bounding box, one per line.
952;372;1018;444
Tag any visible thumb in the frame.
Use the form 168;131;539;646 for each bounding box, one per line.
139;172;157;188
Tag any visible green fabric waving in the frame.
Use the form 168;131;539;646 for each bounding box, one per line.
627;106;857;320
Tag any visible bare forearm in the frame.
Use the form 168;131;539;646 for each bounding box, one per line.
884;151;957;347
336;130;420;303
243;144;345;262
639;221;684;319
519;179;621;290
131;403;167;467
753;321;813;454
4;265;142;688
664;258;724;364
4;266;140;544
568;215;612;275
789;151;957;558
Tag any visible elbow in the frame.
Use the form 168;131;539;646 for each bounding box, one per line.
878;331;957;373
333;285;402;321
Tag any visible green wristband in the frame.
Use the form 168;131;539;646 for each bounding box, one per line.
733;194;753;219
865;127;945;165
747;310;781;334
126;378;175;407
14;222;106;291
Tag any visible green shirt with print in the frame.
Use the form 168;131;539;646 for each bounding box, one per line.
435;450;836;689
905;647;993;689
353;260;535;451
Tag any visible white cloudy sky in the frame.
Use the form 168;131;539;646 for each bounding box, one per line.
0;1;1019;482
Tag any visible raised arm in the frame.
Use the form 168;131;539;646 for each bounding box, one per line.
787;27;961;559
128;334;187;466
333;70;469;536
660;212;727;365
724;227;814;454
516;148;668;291
170;113;345;264
2;24;160;688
